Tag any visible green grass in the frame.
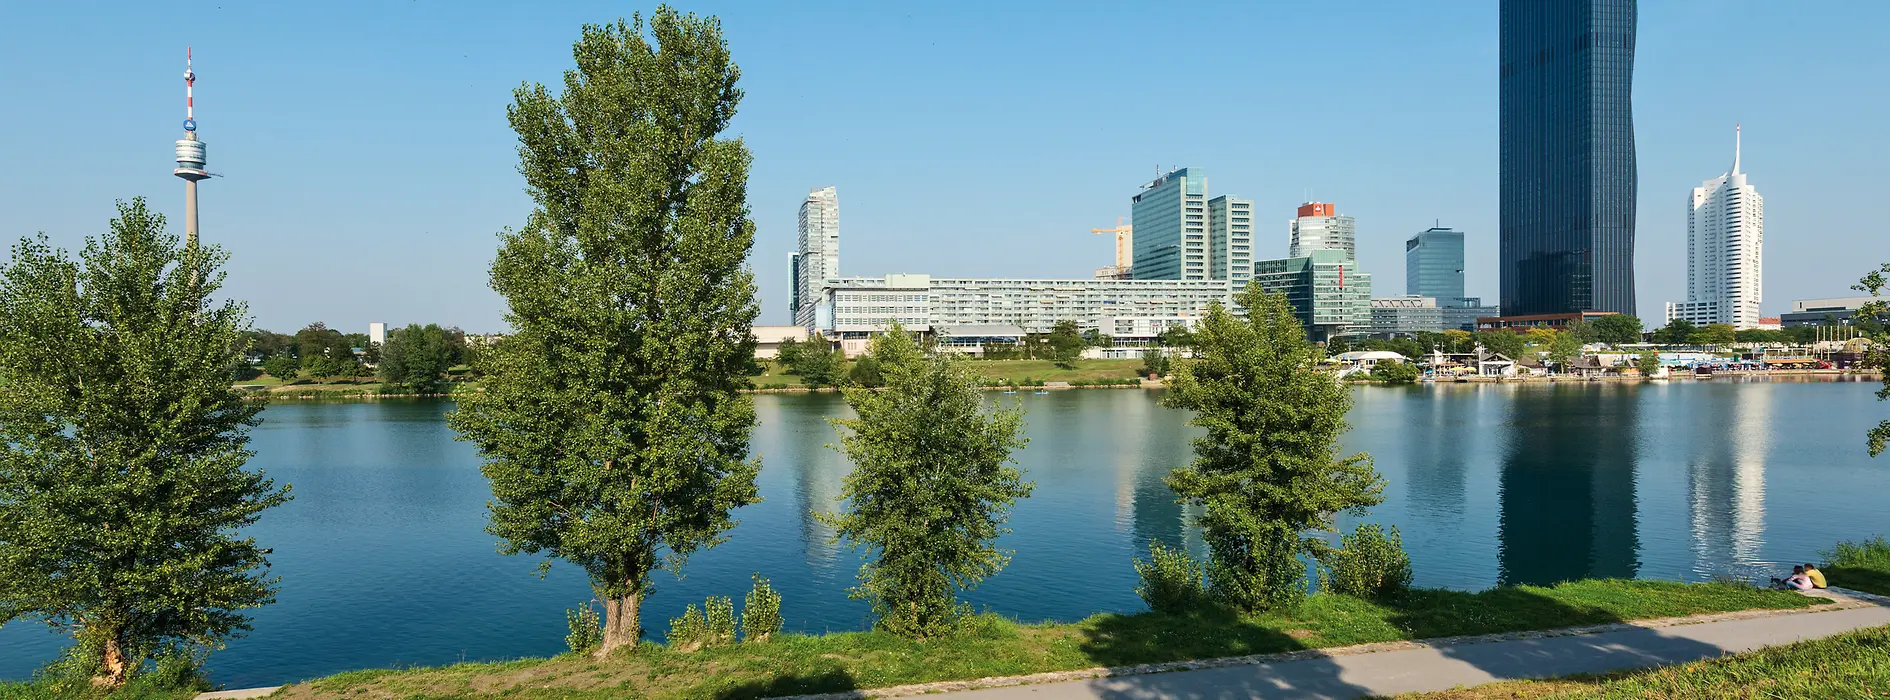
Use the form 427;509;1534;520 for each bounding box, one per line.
272;579;1819;700
1394;623;1890;699
1824;535;1890;597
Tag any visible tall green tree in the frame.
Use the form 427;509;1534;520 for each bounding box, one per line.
1162;286;1384;611
1047;319;1085;369
1854;264;1890;456
820;323;1032;637
787;333;844;388
1635;351;1663;378
378;323;458;392
1547;330;1582;371
262;355;300;384
1474;330;1526;360
447;9;762;657
0;199;291;687
1589;314;1644;345
1693;323;1737;346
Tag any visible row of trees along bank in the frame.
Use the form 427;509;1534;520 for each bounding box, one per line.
4;7;1890;696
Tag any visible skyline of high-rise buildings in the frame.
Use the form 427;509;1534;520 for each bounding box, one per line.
1667;127;1765;329
1498;0;1640;318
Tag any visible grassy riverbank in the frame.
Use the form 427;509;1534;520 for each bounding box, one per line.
1396;623;1890;699
270;580;1817;700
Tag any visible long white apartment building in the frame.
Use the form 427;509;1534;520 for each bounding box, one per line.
1667;126;1764;329
819;274;1234;336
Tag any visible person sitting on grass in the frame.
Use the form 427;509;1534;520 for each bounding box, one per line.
1804;563;1827;589
1771;565;1814;591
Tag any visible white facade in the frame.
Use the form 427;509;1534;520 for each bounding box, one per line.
1288;205;1356;261
818;274;1234;335
792;186;840;328
368;322;386;346
1668;127;1764;329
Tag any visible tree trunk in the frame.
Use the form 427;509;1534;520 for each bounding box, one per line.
93;635;131;688
595;591;642;658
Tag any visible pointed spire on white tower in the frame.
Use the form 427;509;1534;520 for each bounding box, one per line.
1731;123;1742;176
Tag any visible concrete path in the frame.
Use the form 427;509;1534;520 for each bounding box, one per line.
199;589;1890;700
901;594;1890;700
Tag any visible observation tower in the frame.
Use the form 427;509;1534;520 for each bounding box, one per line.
174;47;209;245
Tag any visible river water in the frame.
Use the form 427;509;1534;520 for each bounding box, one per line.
1;379;1884;687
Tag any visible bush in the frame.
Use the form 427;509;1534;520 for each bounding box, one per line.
666;604;707;652
742;573;783;642
847;356;884;388
565;601;602;655
1369;360;1419;384
1321;523;1413;599
704;596;736;647
1134;540;1206;614
1826;536;1890;569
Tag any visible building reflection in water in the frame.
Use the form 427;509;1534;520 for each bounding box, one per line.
1497;384;1641;586
1687;383;1770;578
1109;390;1196;557
781;402;849;565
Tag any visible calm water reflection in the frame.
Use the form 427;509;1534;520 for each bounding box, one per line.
1;379;1884;687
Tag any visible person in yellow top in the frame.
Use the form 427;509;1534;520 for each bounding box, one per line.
1804;563;1827;589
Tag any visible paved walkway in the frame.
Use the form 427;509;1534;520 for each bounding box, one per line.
199;590;1890;700
791;588;1890;700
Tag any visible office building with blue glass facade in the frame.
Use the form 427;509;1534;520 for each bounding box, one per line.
1406;227;1466;302
1498;0;1638;317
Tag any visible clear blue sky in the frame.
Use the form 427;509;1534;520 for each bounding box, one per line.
5;1;1886;332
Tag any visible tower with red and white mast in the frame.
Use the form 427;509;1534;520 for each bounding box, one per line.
173;47;209;246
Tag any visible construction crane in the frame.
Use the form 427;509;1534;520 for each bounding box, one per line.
1091;216;1132;273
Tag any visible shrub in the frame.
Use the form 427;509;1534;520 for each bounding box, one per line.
704;596;736;647
1369;360;1420;383
666;604;707;652
1133;540;1206;614
1321;523;1413;599
565;601;602;655
742;573;783;642
1825;536;1890;569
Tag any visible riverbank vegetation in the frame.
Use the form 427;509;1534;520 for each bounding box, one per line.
1823;535;1890;596
272;579;1820;700
1396;623;1890;699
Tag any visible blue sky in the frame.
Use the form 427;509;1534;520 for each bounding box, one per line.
4;1;1886;332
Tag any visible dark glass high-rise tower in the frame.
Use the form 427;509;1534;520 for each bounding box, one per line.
1499;0;1638;316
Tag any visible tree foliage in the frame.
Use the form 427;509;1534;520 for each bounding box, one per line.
1368;359;1420;383
1589;314;1645;345
1474;330;1526;360
0;199;291;687
1547;330;1581;371
820;323;1032;637
447;9;762;658
784;334;844;388
1162;285;1384;612
262;355;300;384
1047;320;1085;369
1854;263;1890;457
1636;351;1663;378
1654;318;1697;345
377;323;461;393
1694;323;1738;346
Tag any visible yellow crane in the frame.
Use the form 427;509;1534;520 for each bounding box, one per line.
1091;216;1132;271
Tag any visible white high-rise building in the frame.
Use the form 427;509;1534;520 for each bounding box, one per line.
1288;201;1356;261
1667;126;1764;329
791;186;840;329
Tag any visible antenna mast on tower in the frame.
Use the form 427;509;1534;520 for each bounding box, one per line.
174;47;210;247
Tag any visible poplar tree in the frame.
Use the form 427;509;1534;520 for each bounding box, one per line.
1854;264;1890;456
1163;285;1384;611
0;198;290;687
820;323;1032;637
448;8;761;657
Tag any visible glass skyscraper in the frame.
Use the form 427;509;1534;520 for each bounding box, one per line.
1406;227;1466;303
1499;0;1638;316
1130;168;1208;281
